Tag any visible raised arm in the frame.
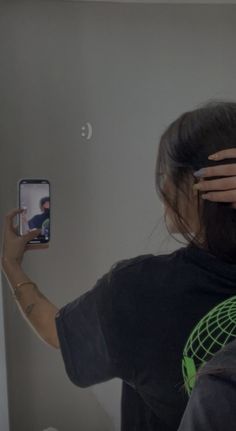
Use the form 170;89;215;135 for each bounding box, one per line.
1;209;59;349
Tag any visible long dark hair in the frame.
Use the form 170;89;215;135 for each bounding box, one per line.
155;100;236;263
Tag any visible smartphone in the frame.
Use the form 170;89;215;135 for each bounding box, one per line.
18;179;51;244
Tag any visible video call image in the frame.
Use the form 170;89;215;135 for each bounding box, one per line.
20;182;50;241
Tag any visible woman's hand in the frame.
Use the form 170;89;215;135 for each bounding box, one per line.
193;149;236;209
1;208;48;269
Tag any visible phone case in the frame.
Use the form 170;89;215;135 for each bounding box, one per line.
17;178;51;244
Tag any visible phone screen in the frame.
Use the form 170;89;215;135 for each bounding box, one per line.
18;179;50;244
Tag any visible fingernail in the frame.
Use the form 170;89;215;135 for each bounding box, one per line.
208;154;218;160
192;184;200;190
201;194;208;199
193;168;205;177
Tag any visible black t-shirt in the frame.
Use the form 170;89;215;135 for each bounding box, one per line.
55;244;236;431
178;339;236;431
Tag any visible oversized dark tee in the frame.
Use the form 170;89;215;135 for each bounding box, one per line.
55;244;236;431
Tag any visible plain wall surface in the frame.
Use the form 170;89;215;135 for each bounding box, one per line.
0;278;9;431
1;2;236;430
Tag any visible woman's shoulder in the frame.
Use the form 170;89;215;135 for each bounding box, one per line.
109;253;154;274
109;247;185;277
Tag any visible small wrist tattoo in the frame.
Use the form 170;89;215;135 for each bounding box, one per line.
25;303;36;316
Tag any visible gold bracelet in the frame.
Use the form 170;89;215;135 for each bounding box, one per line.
12;282;38;300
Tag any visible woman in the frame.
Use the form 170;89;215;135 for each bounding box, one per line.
177;146;236;431
2;101;236;431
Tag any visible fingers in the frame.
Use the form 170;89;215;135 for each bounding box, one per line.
201;190;236;203
209;149;236;161
5;208;24;220
24;229;41;242
4;209;49;251
193;176;236;192
5;208;24;233
194;164;236;178
13;223;19;235
195;148;236;177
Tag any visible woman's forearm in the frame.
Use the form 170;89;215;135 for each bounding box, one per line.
1;258;59;349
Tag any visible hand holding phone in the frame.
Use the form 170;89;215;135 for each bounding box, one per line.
18;179;51;245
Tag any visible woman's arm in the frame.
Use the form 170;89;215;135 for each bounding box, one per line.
2;259;59;348
1;209;59;349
